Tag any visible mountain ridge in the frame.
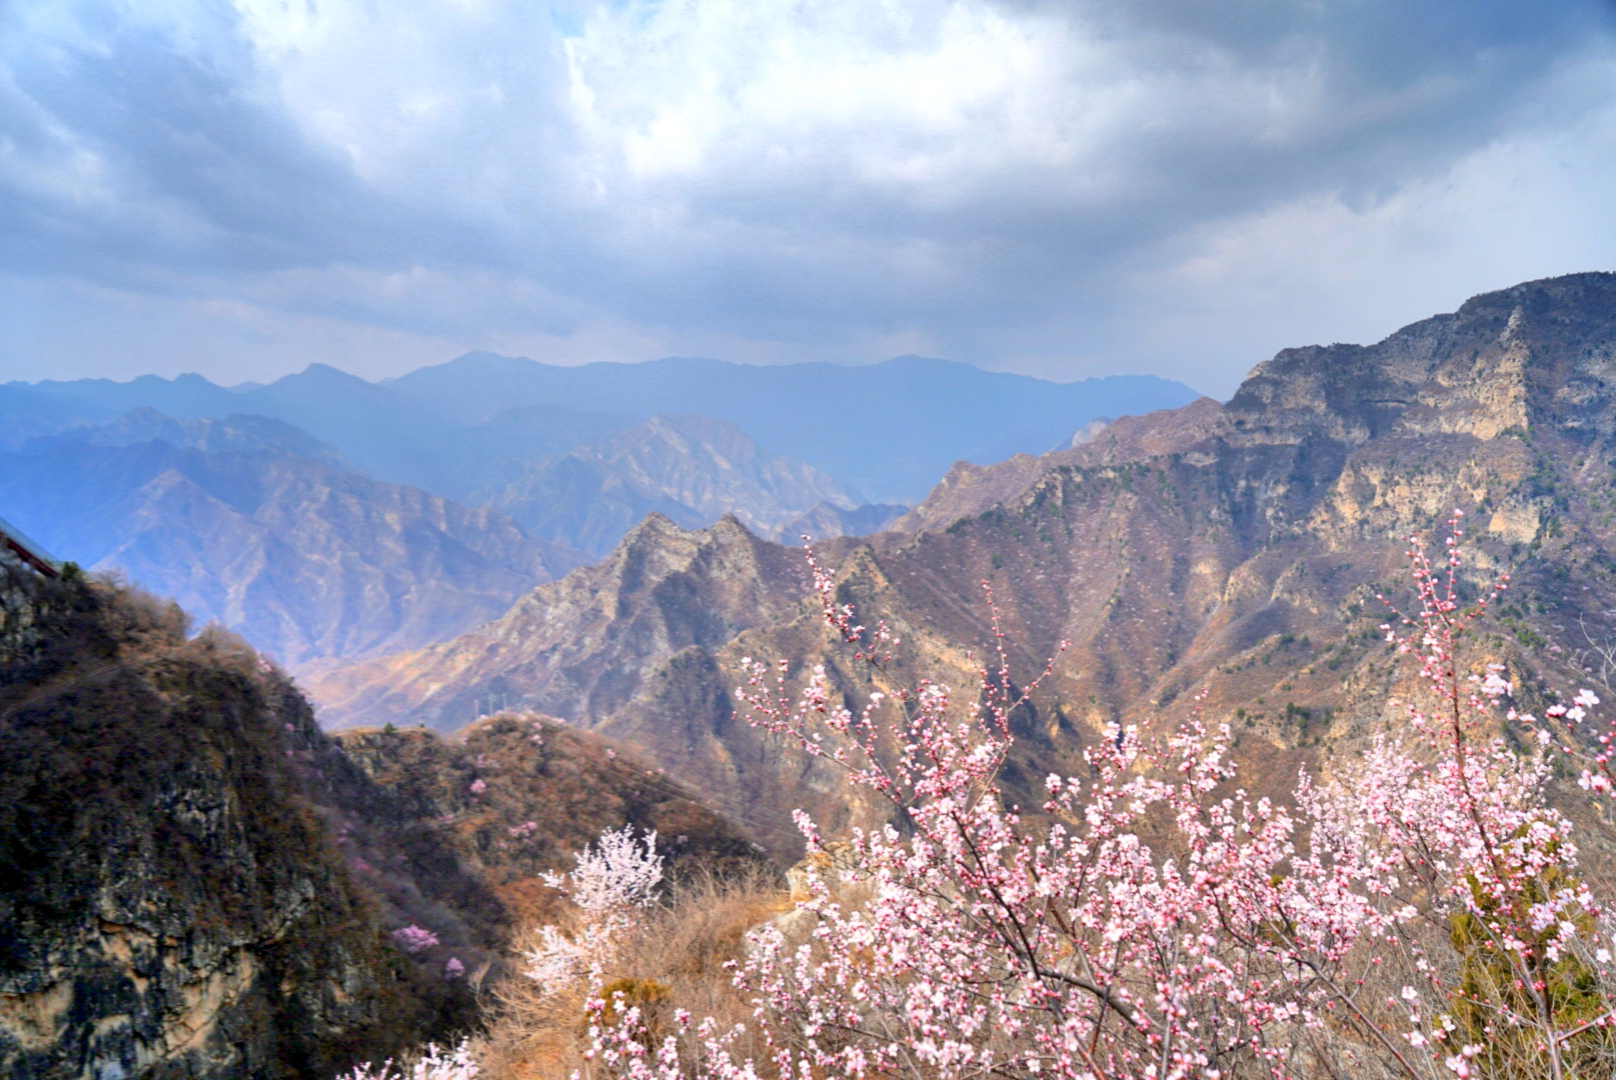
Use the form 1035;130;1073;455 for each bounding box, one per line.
0;425;584;665
303;272;1616;856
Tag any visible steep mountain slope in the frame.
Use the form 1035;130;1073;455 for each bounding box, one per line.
0;567;427;1079
0;563;764;1077
305;273;1616;856
309;513;813;735
389;353;1202;503
0;418;582;665
489;415;863;556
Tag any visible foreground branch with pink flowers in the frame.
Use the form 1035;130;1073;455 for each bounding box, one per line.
569;514;1616;1080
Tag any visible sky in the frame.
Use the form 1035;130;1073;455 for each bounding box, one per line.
3;0;1615;399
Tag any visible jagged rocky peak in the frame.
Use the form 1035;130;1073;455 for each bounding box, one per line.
1226;271;1616;446
306;513;815;733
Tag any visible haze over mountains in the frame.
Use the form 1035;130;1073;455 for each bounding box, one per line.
0;418;583;665
307;272;1616;856
0;355;1195;663
383;354;1200;503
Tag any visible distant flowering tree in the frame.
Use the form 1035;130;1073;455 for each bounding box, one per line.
579;518;1616;1080
523;825;665;997
391;924;440;954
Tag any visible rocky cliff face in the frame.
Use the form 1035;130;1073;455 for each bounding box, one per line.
301;273;1616;854
0;567;424;1080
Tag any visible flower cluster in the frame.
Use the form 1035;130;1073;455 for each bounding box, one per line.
340;1041;478;1080
390;924;440;954
523;825;664;996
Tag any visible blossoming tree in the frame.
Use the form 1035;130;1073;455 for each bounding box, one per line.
579;514;1616;1080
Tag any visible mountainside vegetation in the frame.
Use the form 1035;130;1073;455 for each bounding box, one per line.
0;563;762;1078
0;564;434;1079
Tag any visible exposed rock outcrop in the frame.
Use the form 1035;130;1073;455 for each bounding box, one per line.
0;568;428;1079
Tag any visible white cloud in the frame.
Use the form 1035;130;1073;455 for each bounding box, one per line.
0;0;1612;389
1125;49;1616;396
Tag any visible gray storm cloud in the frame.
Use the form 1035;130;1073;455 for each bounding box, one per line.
2;0;1614;393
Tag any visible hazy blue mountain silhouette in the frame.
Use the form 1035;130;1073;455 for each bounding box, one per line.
7;355;1200;504
0;419;581;663
387;354;1201;502
6;365;641;500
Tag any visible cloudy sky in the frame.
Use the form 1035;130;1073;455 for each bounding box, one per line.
3;0;1615;397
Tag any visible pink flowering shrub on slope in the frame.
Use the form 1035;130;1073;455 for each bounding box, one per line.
391;924;441;954
582;517;1616;1080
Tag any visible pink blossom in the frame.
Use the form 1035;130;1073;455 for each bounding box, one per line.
390;925;439;954
576;518;1616;1080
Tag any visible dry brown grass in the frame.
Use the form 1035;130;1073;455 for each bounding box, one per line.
473;866;789;1080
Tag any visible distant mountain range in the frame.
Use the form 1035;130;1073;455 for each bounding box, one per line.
6;355;1199;505
0;415;583;665
0;356;1196;662
384;353;1200;504
484;413;892;556
305;272;1616;859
